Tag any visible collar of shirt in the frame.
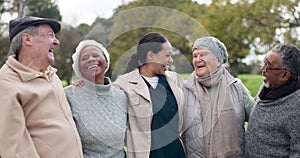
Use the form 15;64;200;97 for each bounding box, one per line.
30;66;51;79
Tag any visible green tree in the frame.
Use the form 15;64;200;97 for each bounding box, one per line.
0;0;63;69
55;26;83;83
98;0;209;79
2;0;300;81
108;0;300;76
192;0;300;75
57;0;300;80
26;0;61;20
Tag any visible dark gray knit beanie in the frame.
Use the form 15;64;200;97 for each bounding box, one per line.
192;36;228;64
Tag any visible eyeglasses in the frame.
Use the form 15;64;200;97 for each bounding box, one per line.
263;66;289;72
262;58;292;73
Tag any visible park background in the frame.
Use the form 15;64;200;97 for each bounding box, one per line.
1;0;299;96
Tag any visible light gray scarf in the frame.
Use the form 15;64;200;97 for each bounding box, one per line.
195;66;241;158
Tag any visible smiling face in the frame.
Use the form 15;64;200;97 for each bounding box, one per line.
261;51;290;90
79;45;108;82
20;24;60;71
192;47;220;77
145;41;173;76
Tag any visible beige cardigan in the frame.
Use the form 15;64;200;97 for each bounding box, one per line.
0;56;83;158
114;69;184;158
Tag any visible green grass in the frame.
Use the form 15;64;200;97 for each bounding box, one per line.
238;74;263;97
181;73;191;80
180;73;263;97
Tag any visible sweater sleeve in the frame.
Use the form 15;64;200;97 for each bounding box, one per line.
0;83;39;158
241;83;255;121
290;131;300;158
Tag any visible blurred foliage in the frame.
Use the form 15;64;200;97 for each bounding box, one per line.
110;0;300;77
238;74;263;97
1;0;300;83
26;0;61;20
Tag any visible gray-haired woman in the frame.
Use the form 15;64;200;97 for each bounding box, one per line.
64;40;127;158
182;36;255;158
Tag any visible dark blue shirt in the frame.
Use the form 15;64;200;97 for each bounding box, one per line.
143;75;186;158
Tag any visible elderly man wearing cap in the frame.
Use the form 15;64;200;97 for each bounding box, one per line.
182;36;255;158
0;16;83;157
64;40;128;158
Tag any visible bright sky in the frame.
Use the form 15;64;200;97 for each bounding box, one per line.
57;0;208;27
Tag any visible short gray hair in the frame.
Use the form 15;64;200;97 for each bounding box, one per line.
9;25;39;60
271;43;300;79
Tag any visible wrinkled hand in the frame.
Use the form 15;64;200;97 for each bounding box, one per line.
72;80;84;87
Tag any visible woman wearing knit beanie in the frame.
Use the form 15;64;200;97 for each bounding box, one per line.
64;40;128;158
182;36;255;158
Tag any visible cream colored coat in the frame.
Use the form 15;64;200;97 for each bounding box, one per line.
114;69;184;158
0;56;83;158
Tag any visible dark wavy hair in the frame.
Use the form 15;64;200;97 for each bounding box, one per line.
125;32;168;73
271;43;300;80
